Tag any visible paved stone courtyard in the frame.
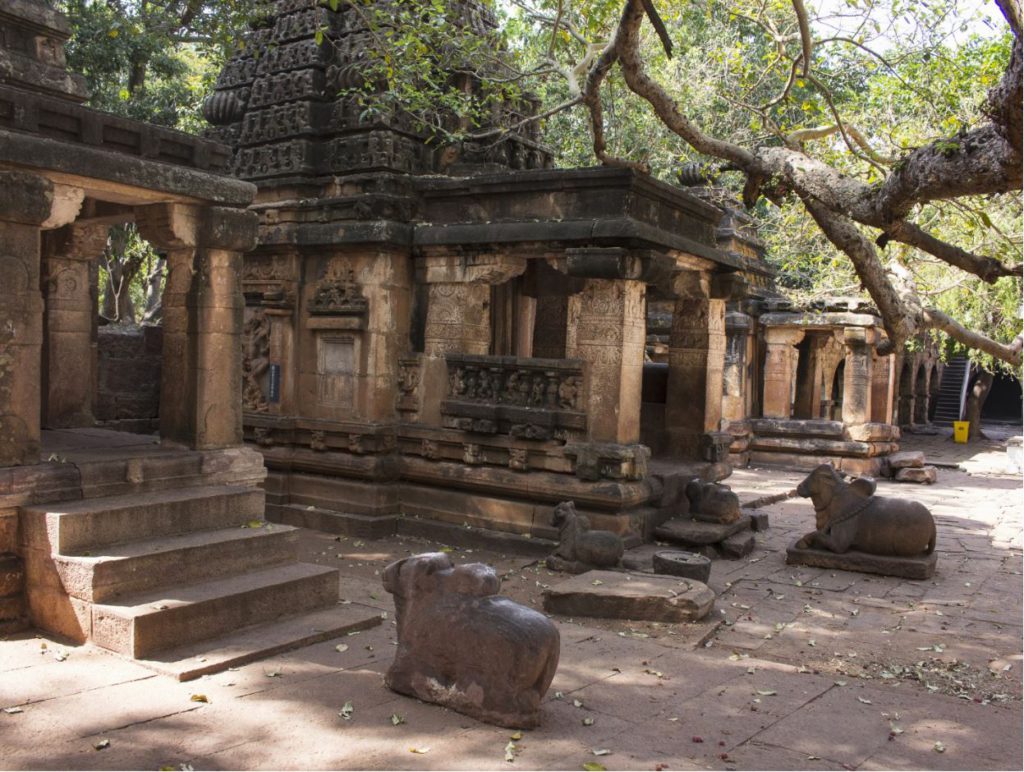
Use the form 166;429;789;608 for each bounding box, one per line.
1;426;1020;771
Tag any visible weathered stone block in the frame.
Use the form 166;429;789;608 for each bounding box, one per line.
888;451;925;469
894;465;937;484
542;570;715;622
653;515;751;546
749;511;770;531
0;553;24;597
787;541;937;580
720;531;754;559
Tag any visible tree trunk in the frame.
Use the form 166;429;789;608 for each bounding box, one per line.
965;369;995;441
141;254;166;324
101;226;137;324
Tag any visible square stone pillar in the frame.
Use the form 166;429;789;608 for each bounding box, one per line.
762;327;805;419
41;223;109;429
566;278;646;445
663;272;726;457
418;254;527;425
138;204;257;449
722;312;752;422
0;172;79;466
842;327;874;425
870;350;894;424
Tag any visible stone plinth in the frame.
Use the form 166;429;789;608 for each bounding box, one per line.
654;515;751;546
542;570;714;622
651;550;711;583
786;541;937;579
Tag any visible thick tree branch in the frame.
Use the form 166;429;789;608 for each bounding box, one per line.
921;309;1024;366
883;221;1021;282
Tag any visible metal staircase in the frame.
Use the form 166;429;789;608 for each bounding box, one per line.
931;356;971;425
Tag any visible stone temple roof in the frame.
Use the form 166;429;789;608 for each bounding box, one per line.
205;0;551;187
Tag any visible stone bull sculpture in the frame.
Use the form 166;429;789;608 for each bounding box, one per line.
382;552;560;728
795;464;936;556
547;500;624;572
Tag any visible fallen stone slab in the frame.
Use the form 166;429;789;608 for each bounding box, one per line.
651;550;711;583
720;531;755;559
894;465;937;484
786;541;937;580
888;451;925;469
542;570;715;622
653;515;751;546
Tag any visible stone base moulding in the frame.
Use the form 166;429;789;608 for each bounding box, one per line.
785;541;938;580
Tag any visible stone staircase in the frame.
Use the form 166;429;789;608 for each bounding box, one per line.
21;481;381;679
932;356;970;425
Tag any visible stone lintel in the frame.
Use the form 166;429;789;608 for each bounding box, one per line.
709;272;746;300
786;541;937;579
844;325;877;347
725;311;752;332
764;326;805;346
0;170;53;224
761;311;881;328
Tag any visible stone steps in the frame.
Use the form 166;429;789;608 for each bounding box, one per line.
136;603;384;681
91;562;339;659
55;525;299;603
22;485;265;553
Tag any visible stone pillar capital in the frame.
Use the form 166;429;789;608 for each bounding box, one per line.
137;203;257;252
421;254;527;285
765;326;805;346
672;270;710;300
43;221;110;261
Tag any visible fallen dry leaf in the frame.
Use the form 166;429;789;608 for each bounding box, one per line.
409;747;430;754
189;694;208;703
582;764;606;772
391;713;405;726
335;644;349;653
582;717;595;726
504;740;517;763
934;741;946;753
339;701;354;720
93;739;110;751
592;748;611;756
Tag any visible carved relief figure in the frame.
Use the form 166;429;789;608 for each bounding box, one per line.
242;309;271;412
795;464;936;556
383;552;560;728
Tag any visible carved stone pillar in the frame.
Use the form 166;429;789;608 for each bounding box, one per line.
663;272;726;457
722;311;751;422
138;203;257;449
762;327;805;419
566;278;646;444
0;173;82;466
842;327;874;425
40;222;109;428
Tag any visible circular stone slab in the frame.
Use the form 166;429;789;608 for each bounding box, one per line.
652;550;712;583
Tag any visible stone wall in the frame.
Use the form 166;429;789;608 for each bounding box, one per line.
95;325;162;433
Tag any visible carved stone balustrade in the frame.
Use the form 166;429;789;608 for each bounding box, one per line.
440;355;586;441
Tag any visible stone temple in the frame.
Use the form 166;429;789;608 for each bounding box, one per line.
0;0;941;662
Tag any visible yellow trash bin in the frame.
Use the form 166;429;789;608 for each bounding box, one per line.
953;421;970;443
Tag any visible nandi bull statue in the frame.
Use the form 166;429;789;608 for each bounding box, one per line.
794;464;936;556
383;552;560;728
546;500;624;573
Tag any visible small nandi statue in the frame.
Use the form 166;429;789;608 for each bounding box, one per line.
546;500;624;574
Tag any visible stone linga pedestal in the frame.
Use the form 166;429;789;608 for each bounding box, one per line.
787;464;938;579
383;552;560;729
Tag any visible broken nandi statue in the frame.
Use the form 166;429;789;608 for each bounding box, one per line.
795;464;936;556
382;552;560;728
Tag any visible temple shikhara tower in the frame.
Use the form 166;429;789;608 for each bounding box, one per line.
203;0;913;549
